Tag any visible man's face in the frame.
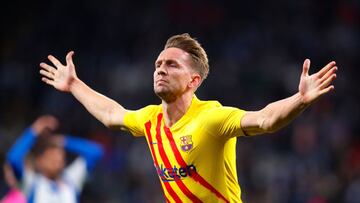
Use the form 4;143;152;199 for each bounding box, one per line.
36;147;65;179
154;47;197;102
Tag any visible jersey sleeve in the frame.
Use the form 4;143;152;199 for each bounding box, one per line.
123;105;158;137
6;127;37;180
64;136;103;172
204;106;247;139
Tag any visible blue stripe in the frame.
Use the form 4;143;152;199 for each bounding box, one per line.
28;184;36;203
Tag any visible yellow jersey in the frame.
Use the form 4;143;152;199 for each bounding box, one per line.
124;96;246;203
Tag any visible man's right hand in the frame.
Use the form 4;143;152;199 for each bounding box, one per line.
39;51;127;129
40;51;77;92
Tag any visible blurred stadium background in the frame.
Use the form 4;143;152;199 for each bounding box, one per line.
1;0;359;202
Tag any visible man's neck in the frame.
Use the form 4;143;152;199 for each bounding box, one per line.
162;92;194;127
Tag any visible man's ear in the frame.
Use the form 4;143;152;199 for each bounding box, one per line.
189;74;201;88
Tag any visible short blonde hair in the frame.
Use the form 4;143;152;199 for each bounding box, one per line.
165;33;209;80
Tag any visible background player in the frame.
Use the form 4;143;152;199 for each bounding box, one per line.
6;115;104;203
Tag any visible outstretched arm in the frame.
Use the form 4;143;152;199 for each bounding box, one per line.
40;51;127;129
241;59;337;136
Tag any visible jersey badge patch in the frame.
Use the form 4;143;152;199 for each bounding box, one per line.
180;135;193;152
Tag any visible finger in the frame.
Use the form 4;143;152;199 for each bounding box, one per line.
317;61;336;78
302;59;310;77
319;66;337;84
40;69;54;79
319;74;336;90
42;77;55;86
40;62;57;74
319;85;335;96
48;55;64;68
66;51;75;67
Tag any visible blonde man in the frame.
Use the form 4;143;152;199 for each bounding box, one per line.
40;33;337;203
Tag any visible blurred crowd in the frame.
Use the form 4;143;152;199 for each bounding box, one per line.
1;0;359;202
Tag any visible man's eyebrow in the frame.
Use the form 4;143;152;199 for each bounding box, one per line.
165;59;180;65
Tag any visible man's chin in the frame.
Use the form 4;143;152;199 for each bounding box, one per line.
154;87;167;96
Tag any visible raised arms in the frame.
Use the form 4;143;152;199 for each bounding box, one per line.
6;115;58;180
39;51;127;129
241;59;338;136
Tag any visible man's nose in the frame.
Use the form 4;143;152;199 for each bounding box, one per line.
156;65;167;75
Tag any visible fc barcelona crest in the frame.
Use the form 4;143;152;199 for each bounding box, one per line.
180;135;193;152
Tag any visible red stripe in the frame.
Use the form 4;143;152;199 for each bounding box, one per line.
154;114;203;203
163;125;230;203
145;121;181;203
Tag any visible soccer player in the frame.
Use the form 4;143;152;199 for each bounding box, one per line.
6;115;104;203
39;33;337;202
